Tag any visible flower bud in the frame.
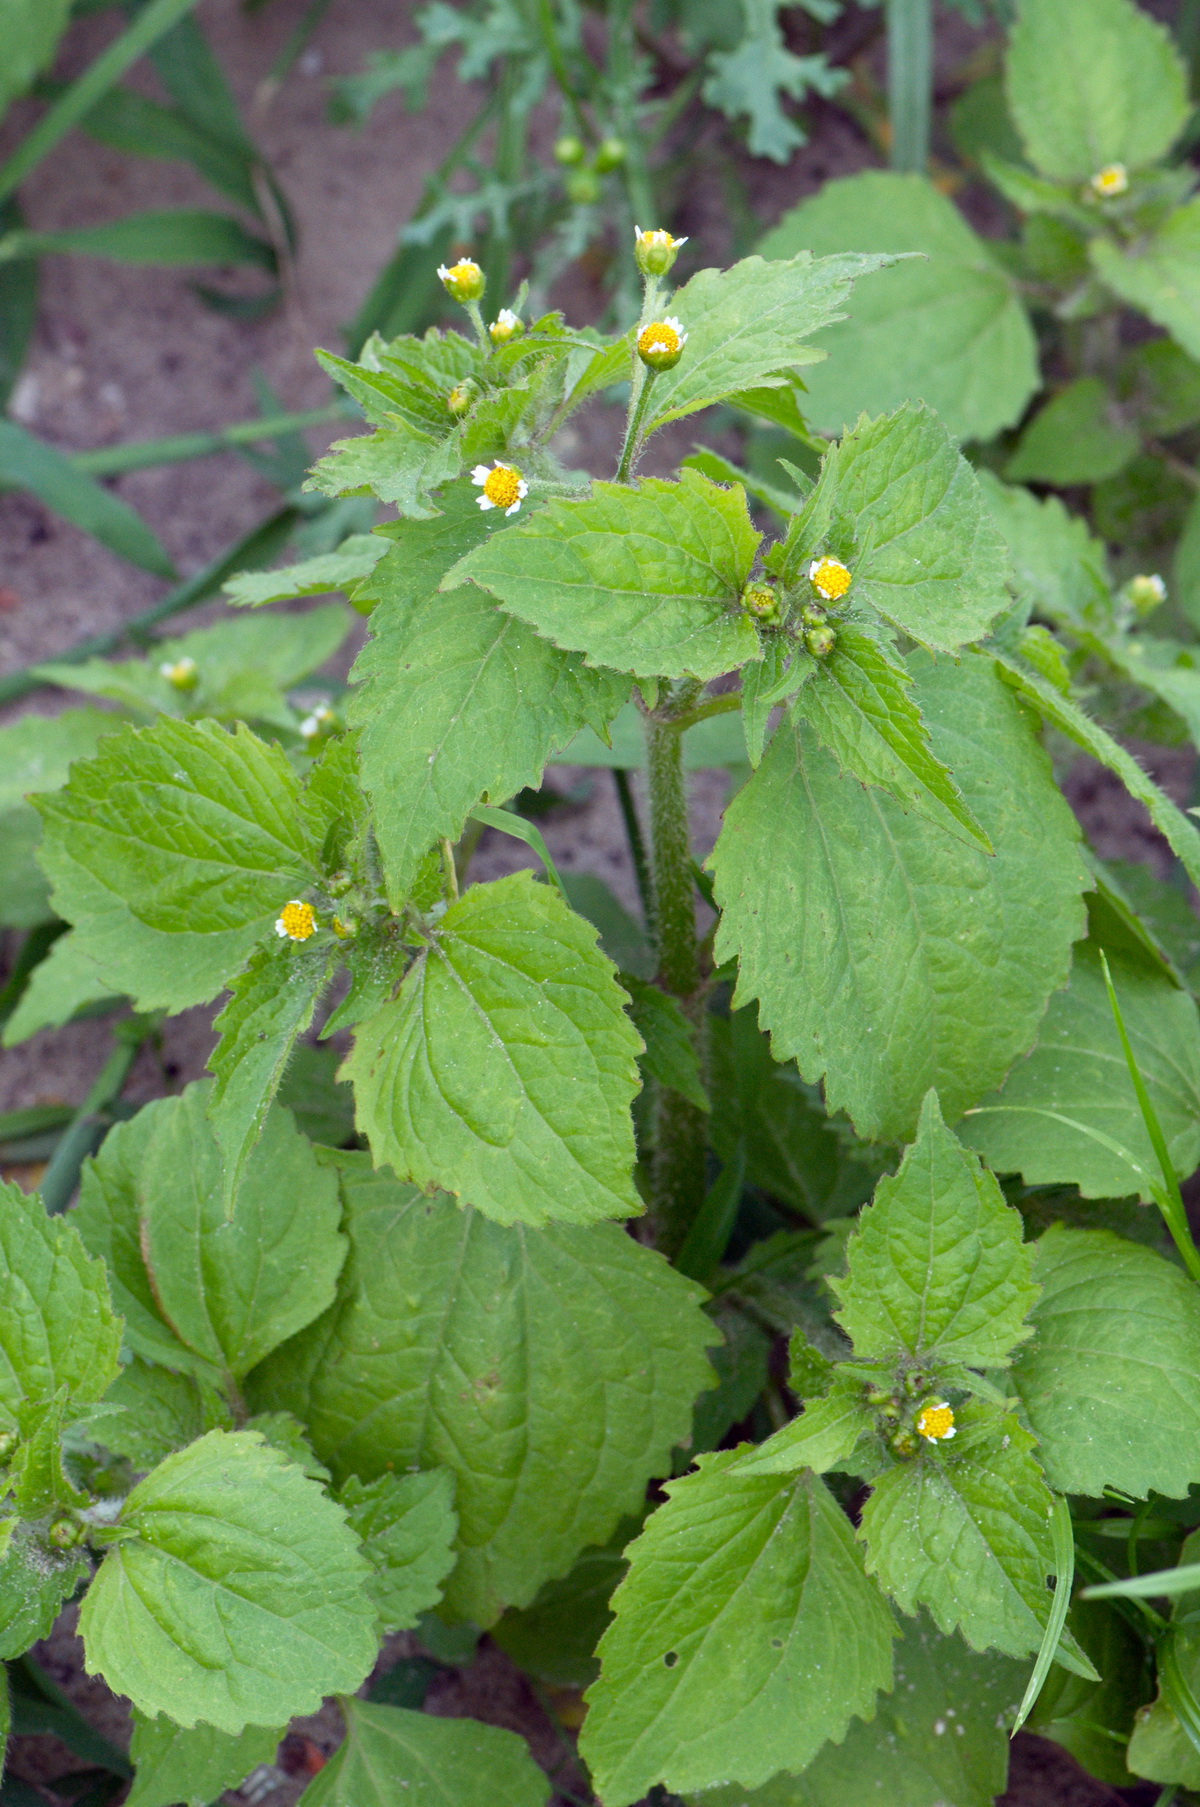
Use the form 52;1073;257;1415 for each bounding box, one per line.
159;655;199;692
634;226;687;277
1090;162;1129;199
488;308;523;346
637;316;687;372
805;623;836;659
299;703;338;748
554;135;585;165
1128;572;1167;614
437;258;485;303
742;582;780;625
890;1426;920;1460
800;602;827;630
48;1517;83;1550
594;136;626;172
446;378;481;416
567;168;600;205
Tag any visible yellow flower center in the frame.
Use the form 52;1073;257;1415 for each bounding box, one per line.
1092;163;1128;197
278;900;317;942
916;1402;955;1442
448;259;480;286
483;465;522;509
638;321;680;358
810;556;852;602
639;229;679;249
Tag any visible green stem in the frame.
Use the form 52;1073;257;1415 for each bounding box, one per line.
40;1014;161;1214
607;0;655;226
644;702;707;1256
613;769;655;934
886;0;932;173
537;0;592;141
615;362;656;483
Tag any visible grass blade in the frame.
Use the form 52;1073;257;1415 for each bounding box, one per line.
1012;1495;1083;1733
886;0;932;172
1160;1630;1200;1763
1084;1562;1200;1602
0;417;175;575
68;404;348;478
469;804;567;898
1;209;274;267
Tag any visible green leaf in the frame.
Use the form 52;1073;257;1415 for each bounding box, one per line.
1006;0;1188;182
351;563;628;902
795;629;991;850
306;422;460;518
0;1525;88;1661
960;943;1200;1200
0;419;175;577
742;639;811;766
734;1372;876;1477
81;87;259;212
223;536;386;608
33;718;321;1013
4;210;274;268
860;1403;1057;1657
249;1160;717;1625
1006;377;1138;486
80;1428;376;1733
344;873;644;1227
1;928;121;1048
143;605;352;723
977;474;1112;631
296;1698;550;1807
758;173;1038;443
491;1535;629;1688
338;1470;458;1632
833;1091;1037;1367
1012;1224;1200;1499
98;1357;232;1469
0;707;115;815
690;1612;1026;1807
580;1451;896;1803
1091;198;1200;363
700;0;845;162
126;1713;284;1807
710;651;1088;1141
0;0;71;117
276;1043;356;1147
620;975;708;1109
75;1082;345;1381
794;404;1010;652
639;251;894;435
446;471;761;682
0;1179;121;1424
209;939;337;1205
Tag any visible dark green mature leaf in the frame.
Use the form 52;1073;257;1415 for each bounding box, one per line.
249;1161;717;1625
491;1535;629;1687
446;471;762;681
796;629;990;850
621;975;708;1109
861;1404;1057;1657
33;718;321;1013
1006;0;1188;182
0;1179;121;1424
0;419;175;577
75;1083;345;1382
345;873;644;1226
0;1526;87;1661
99;1357;232;1469
1091;199;1200;363
710;652;1088;1142
126;1714;283;1807
338;1470;457;1631
1006;377;1137;486
351;570;628;903
297;1699;550;1807
306;422;460;518
1013;1225;1200;1499
209;940;337;1204
1;926;122;1047
580;1451;896;1803
0;707;115;814
640;251;894;434
960;944;1200;1200
80;1429;376;1732
692;1613;1025;1807
759;173;1038;443
833;1092;1036;1367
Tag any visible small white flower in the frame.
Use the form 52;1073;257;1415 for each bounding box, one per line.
158;655;198;691
489;308;522;345
471;461;529;516
300;704;336;741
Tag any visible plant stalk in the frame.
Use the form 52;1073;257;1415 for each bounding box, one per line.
40;1014;161;1214
886;0;932;173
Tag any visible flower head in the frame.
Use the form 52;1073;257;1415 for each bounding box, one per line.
489;308;523;346
276;900;317;942
472;461;528;516
808;555;852;604
299;704;337;744
637;316;687;371
634;226;687;277
1129;572;1167;614
916;1401;956;1442
159;656;198;692
437;258;485;303
1091;163;1129;198
742;582;780;625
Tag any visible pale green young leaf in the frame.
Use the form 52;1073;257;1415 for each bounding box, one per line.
444;471;762;681
351;577;628;903
0;1179;121;1424
580;1451;896;1803
305;422;459;516
833;1091;1036;1367
80;1429;376;1733
0;1526;88;1660
297;1699;549;1807
977;474;1112;630
126;1713;284;1807
620;974;708;1110
209;940;337;1204
249;1162;717;1625
795;628;991;850
1;928;121;1047
223;535;385;607
734;1373;875;1476
993;652;1200;887
98;1357;232;1469
1005;377;1137;487
75;1083;345;1381
1006;0;1188;182
639;251;895;434
344;872;644;1226
861;1403;1057;1657
742;639;812;766
710;652;1088;1142
758;173;1038;443
0;707;115;814
338;1469;457;1631
1091;200;1200;364
691;1613;1025;1807
960;944;1200;1200
347;482;492;610
1012;1225;1200;1499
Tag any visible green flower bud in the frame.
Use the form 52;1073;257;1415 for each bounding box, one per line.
1128;572;1167;614
567;168;601;205
488;308;523;346
554;134;586;166
48;1517;82;1550
446;377;481;416
890;1426;920;1460
742;583;780;625
805;623;836;658
436;258;485;303
637;316;687;372
594;136;626;172
634;226;688;277
158;655;199;692
800;602;827;630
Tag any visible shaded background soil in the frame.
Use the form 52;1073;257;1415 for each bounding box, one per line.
0;3;1194;1803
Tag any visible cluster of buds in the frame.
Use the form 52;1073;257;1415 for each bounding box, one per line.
159;655;199;693
555;134;626;205
637;316;686;372
634;226;687;278
866;1381;956;1460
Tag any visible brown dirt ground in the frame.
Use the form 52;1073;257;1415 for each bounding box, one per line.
0;3;1193;1803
